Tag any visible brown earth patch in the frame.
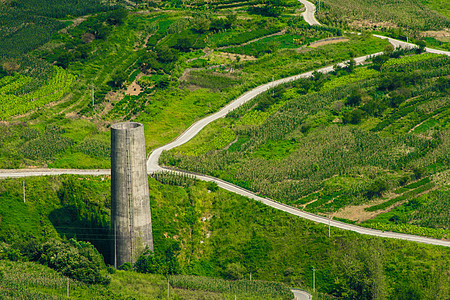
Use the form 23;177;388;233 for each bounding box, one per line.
421;30;450;42
215;52;256;62
125;80;143;96
349;19;398;30
309;38;349;48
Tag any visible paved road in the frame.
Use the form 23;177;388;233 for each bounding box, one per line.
298;0;321;26
298;0;450;57
292;289;312;300
0;0;449;249
2;51;447;248
0;169;110;178
147;52;383;171
372;34;450;56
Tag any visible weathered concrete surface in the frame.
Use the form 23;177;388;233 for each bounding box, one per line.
111;122;153;267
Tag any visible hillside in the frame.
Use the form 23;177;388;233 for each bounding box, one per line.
0;0;449;299
161;51;450;239
0;175;449;299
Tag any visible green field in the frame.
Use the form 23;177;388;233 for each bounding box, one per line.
0;175;449;299
317;0;450;30
162;52;450;238
1;1;449;299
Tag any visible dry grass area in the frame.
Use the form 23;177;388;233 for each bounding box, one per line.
349;19;398;30
421;29;450;42
213;51;257;62
309;38;349;48
331;201;389;222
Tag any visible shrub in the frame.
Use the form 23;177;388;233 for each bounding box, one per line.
224;262;246;280
366;179;387;199
343;108;364;124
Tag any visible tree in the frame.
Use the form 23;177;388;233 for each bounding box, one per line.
56;52;75;69
191;16;210;33
110;71;128;88
371;55;389;71
139;51;160;72
366;179;387;199
346;89;362;107
106;8;128;26
174;37;193;52
331;239;387;300
224;262;246;280
343;108;364;124
344;59;356;72
156;45;179;63
415;40;426;54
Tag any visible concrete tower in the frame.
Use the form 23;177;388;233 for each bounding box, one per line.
111;122;153;267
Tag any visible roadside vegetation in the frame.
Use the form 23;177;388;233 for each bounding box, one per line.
315;0;450;50
162;51;450;239
0;0;449;299
0;175;449;299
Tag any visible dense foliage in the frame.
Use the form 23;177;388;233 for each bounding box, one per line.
1;238;110;285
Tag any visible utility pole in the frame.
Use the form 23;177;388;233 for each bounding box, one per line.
91;84;95;115
67;278;70;298
167;277;170;299
250;273;252;281
272;76;274;96
312;267;316;293
328;216;331;238
23;180;25;203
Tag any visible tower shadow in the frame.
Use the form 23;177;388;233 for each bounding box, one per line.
49;205;112;264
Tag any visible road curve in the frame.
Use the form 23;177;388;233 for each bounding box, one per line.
147;52;383;172
373;34;450;56
146;53;450;247
292;289;312;300
298;0;321;26
1;1;449;250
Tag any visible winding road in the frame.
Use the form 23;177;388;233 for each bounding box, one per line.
0;0;449;250
2;3;449;299
298;0;321;26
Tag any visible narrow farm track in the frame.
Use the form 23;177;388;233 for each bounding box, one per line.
1;1;449;251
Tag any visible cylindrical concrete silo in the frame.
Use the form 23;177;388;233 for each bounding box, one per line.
111;122;153;267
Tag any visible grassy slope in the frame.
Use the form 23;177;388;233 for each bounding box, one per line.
0;259;171;299
0;8;387;169
161;53;450;239
316;0;450;30
0;175;449;299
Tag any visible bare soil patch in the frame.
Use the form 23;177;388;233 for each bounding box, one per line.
309;38;349;48
421;30;450;42
349;19;398;30
215;52;256;62
125;73;144;96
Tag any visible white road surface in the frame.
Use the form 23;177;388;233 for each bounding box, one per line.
298;0;321;26
292;289;313;300
1;3;449;299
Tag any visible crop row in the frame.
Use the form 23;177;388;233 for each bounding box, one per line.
365;182;435;212
169;275;293;300
0;67;75;119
